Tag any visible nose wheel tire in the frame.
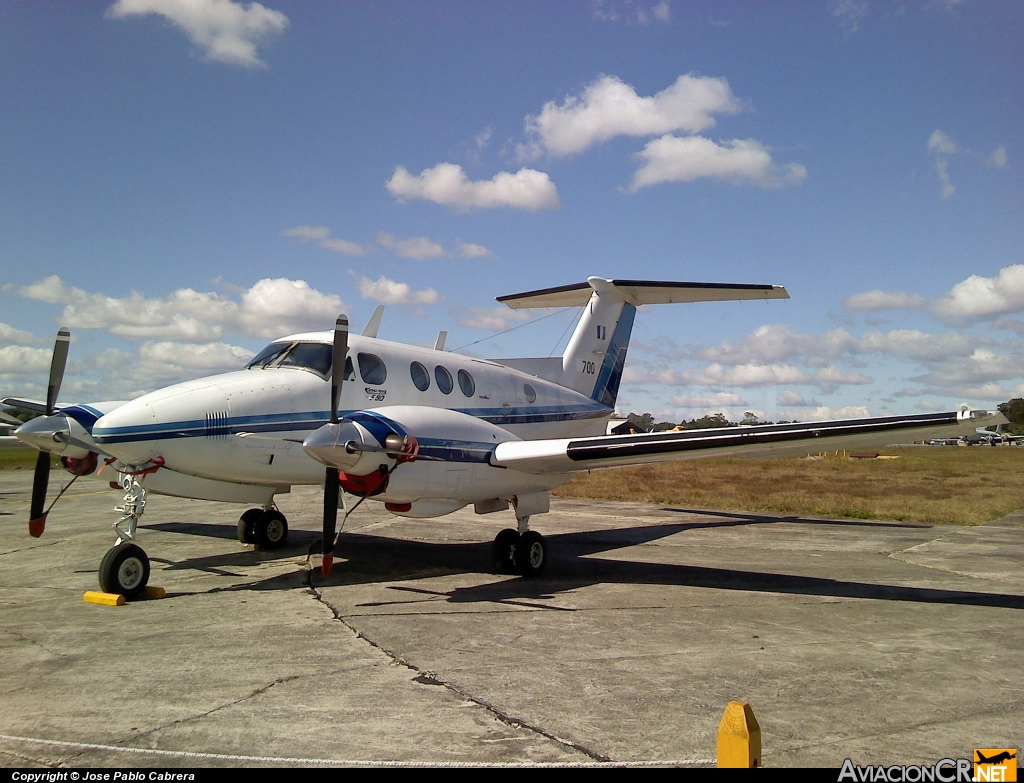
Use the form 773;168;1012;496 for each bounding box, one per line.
492;528;519;574
254;509;288;550
99;543;150;599
515;530;546;577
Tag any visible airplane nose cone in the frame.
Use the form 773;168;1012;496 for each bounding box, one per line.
93;378;232;466
14;414;70;454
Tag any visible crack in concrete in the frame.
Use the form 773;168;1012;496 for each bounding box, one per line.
305;583;611;763
125;674;302;745
2;630;62;657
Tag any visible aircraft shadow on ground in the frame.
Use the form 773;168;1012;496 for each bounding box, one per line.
148;513;1024;611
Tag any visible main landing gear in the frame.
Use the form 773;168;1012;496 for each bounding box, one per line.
491;515;546;577
237;507;289;550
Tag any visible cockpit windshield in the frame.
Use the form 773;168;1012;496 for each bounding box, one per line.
246;341;354;380
246;342;290;369
279;343;333;375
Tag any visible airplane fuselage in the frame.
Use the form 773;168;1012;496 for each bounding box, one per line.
90;332;611;505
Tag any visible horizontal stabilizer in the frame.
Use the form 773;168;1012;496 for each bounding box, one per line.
492;408;1006;474
498;277;789;309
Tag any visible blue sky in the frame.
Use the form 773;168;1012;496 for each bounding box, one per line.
1;0;1021;421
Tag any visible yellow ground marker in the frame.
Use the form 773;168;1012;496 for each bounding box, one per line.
82;586;165;605
83;591;125;606
717;701;761;768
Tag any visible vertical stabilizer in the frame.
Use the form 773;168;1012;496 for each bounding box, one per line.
560;278;635;406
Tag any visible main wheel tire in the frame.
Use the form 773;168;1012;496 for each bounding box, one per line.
99;543;150;599
237;508;263;545
492;528;519;574
515;530;546;577
254;509;288;550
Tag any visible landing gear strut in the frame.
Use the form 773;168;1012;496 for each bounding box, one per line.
491;515;546;577
237;507;288;550
98;474;152;598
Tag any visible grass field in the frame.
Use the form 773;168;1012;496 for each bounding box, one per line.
553;446;1024;525
0;447;54;471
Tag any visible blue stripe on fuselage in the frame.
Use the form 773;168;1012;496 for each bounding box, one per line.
91;404;610;445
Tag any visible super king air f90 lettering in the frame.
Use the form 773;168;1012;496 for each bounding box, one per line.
7;276;1004;597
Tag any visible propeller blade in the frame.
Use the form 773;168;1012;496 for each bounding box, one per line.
46;328;70;415
323;313;348;576
331;315;348;425
322;467;340;577
29;451;50;537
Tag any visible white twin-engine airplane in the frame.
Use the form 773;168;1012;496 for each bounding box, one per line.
7;276;1003;598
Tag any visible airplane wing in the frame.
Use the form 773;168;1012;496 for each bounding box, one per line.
491;408;1006;474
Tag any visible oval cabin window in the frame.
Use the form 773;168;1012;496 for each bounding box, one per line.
524;383;537;403
410;361;430;391
434;365;453;394
357;353;387;385
458;369;475;397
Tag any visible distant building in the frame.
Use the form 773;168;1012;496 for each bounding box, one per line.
607;417;644;436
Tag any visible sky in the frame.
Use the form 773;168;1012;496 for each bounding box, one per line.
0;0;1021;423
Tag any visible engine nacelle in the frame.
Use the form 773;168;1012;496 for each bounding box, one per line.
303;406;564;516
14;413;93;459
303;406;520;476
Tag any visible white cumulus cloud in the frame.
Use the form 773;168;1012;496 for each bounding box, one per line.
987;145;1008;169
832;0;867;36
106;0;288;69
927;129;958;199
0;346;53;377
18;276;347;341
358;276;440;306
458;307;532;332
455;241;494;258
281;225;365;256
670;391;746;408
376;233;445;260
843;290;928;312
523;73;743;158
386;163;561;212
931;265;1024;322
0;322;46;346
629;135;807;191
786;405;872;422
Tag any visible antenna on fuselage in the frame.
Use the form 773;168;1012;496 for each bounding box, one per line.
433;331;447;351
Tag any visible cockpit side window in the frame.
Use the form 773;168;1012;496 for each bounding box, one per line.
357;353;387;385
246;342;292;369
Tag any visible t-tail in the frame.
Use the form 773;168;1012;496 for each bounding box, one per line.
497;276;790;408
